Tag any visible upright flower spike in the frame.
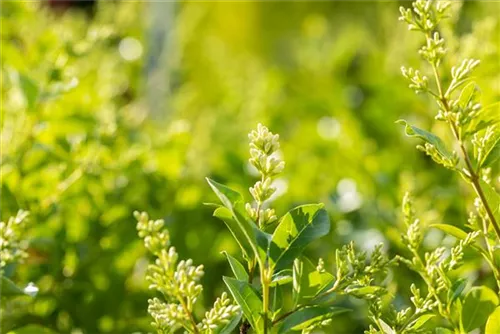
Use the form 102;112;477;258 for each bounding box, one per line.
135;211;239;334
245;124;285;228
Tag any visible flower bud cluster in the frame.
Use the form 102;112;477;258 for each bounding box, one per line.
419;32;446;66
401;66;428;94
472;126;498;166
0;210;30;269
134;211;170;255
199;292;240;332
417;143;459;170
136;211;239;333
399;0;450;33
246;124;284;228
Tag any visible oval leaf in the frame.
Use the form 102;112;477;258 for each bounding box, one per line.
462;286;499;331
486;307;500;334
269;204;330;271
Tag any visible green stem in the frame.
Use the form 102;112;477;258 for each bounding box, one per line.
429;57;500;242
178;295;200;334
262;268;271;334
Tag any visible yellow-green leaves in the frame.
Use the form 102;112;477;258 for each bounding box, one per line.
486;307;500;334
269;204;330;271
277;305;349;334
462;286;499;332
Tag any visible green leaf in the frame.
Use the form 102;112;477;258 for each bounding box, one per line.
7;325;58;334
409;314;435;330
1;276;26;297
397;120;451;159
462;286;499;331
458;82;480;109
277;306;350;334
435;328;454;334
378;319;395;334
293;257;334;303
206;178;243;210
214;207;254;260
223;276;263;333
447;278;467;306
486;307;500;334
222;251;249;281
345;285;384;298
269;204;330;271
271;269;293;287
218;311;242;334
8;325;56;334
430;224;468;240
271;284;284;319
19;74;39;110
479;180;500;225
481;135;500;168
207;178;265;265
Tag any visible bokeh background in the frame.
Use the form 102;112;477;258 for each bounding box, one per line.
1;1;499;333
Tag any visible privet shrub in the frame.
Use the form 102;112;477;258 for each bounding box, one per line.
137;1;500;333
136;124;393;334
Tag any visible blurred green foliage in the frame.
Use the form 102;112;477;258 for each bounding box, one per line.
1;1;498;333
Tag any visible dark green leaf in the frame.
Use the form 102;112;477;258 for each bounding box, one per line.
462;286;499;331
7;325;58;334
269;204;330;271
1;276;26;297
447;278;467;306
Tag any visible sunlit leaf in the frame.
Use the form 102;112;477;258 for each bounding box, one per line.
462;286;499;331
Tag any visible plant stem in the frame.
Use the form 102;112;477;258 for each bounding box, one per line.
429;60;500;241
262;269;271;334
178;295;200;334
